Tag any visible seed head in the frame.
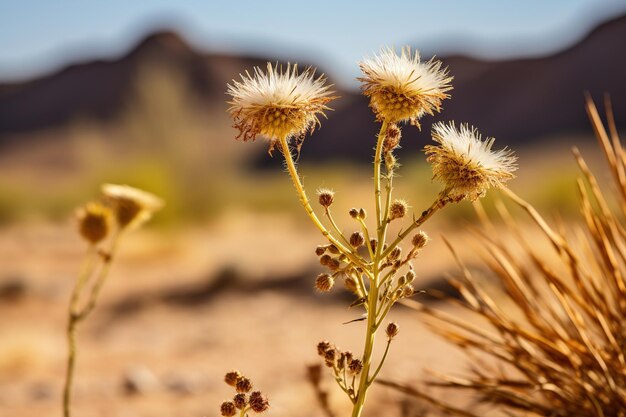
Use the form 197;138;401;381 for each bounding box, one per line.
101;184;163;230
348;359;363;374
425;122;517;201
236;377;253;393
412;231;429;249
327;258;341;271
358;208;367;219
233;393;247;409
77;202;113;244
317;188;335;208
220;401;237;417
317;340;331;356
327;244;340;254
249;391;270;413
389;199;408;220
359;47;452;125
315;246;326;256
224;370;242;387
349;231;365;248
319;254;332;266
386;322;400;339
349;208;359;219
227;63;336;147
315;273;334;292
370;239;378;254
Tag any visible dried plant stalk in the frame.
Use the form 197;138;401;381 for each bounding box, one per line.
382;97;626;417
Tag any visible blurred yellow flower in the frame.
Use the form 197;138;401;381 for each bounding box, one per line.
101;184;164;229
76;202;113;244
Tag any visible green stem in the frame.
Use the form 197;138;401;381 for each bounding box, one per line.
368;339;392;385
278;136;366;270
63;316;78;417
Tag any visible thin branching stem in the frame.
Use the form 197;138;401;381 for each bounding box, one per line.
368;339;392;386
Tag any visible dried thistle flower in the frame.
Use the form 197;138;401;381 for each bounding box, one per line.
224;370;242;387
389;199;408;221
386;322;400;339
359;47;452;125
411;231;429;248
227;63;335;146
220;401;237;417
315;273;334;292
249;391;270;413
425;122;517;201
235;376;253;393
317;188;335;208
76;202;113;244
101;184;164;230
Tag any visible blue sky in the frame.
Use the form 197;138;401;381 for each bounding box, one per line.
1;0;625;84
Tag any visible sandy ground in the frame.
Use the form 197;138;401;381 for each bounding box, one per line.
0;213;502;417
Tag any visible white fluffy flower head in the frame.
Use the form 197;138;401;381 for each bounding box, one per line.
359;47;452;125
425;122;517;201
227;63;335;146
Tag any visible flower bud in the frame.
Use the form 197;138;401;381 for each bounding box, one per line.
349;208;359;218
220;401;237;417
386;322;400;339
249;391;269;413
317;189;334;208
77;202;113;244
317;340;331;356
358;208;367;219
349;232;365;248
315;246;326;256
406;269;416;283
389;199;408;221
236;377;253;393
233;393;247;409
348;358;363;374
412;231;429;249
224;370;242;387
388;247;402;261
315;273;334;292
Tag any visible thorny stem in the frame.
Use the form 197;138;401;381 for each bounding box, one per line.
63;234;121;417
278;135;367;270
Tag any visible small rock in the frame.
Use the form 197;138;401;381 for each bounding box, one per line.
122;366;159;395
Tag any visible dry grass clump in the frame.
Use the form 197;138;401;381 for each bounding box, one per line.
381;97;626;416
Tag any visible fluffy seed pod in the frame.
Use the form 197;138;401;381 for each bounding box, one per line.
315;273;334;292
389;199;408;221
315;246;326;256
349;208;359;219
233;393;247;409
412;231;429;249
249;391;270;413
348;359;363;374
317;340;331;356
224;370;242;387
220;401;237;417
236;377;253;393
350;231;365;248
386;322;400;339
317;188;335;208
324;347;337;363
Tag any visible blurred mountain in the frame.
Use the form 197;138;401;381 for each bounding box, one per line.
1;14;625;162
